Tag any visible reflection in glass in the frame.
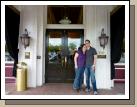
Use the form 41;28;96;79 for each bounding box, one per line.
46;30;83;82
48;38;62;64
67;37;81;64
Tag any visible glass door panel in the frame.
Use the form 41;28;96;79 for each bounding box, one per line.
45;29;84;83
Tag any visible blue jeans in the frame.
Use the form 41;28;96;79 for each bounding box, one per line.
73;67;85;90
85;65;97;91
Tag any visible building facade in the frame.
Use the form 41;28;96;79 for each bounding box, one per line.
15;5;116;89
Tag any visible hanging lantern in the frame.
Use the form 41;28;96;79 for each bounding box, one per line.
59;6;71;24
20;29;31;49
99;28;109;49
59;17;71;24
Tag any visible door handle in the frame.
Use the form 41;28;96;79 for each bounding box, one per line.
64;56;67;68
61;56;67;68
61;58;64;67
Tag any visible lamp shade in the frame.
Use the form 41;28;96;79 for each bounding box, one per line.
59;17;71;24
20;29;31;49
99;28;109;49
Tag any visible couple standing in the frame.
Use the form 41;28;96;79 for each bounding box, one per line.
73;39;98;95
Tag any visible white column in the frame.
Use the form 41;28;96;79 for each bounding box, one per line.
36;6;46;86
84;5;112;89
18;6;38;87
42;5;47;84
84;5;96;88
36;5;47;86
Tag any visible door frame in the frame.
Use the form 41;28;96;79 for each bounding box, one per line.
45;29;84;83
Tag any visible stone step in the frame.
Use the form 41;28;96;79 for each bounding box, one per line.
5;77;16;83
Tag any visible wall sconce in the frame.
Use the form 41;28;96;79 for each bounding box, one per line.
20;29;31;49
99;28;109;49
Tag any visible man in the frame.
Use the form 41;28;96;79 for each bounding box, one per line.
85;39;98;95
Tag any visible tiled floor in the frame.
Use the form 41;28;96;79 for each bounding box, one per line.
5;83;125;95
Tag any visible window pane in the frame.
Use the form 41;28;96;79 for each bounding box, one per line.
47;5;83;24
5;44;14;61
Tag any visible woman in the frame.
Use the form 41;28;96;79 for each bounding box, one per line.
73;44;86;92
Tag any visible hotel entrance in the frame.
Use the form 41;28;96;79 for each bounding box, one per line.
45;29;84;83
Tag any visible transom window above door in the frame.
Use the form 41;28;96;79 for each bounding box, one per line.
47;5;83;24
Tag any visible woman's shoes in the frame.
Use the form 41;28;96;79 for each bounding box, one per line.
85;88;91;92
73;88;82;93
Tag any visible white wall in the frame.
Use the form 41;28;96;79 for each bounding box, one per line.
18;5;46;87
84;5;113;89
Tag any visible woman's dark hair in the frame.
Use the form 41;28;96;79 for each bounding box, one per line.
78;44;85;51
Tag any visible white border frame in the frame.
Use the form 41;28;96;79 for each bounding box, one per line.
1;1;129;100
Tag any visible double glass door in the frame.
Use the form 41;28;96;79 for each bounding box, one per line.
45;29;84;83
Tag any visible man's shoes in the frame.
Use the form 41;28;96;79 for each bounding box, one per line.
93;91;98;95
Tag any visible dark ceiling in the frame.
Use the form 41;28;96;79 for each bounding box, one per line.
47;5;83;24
